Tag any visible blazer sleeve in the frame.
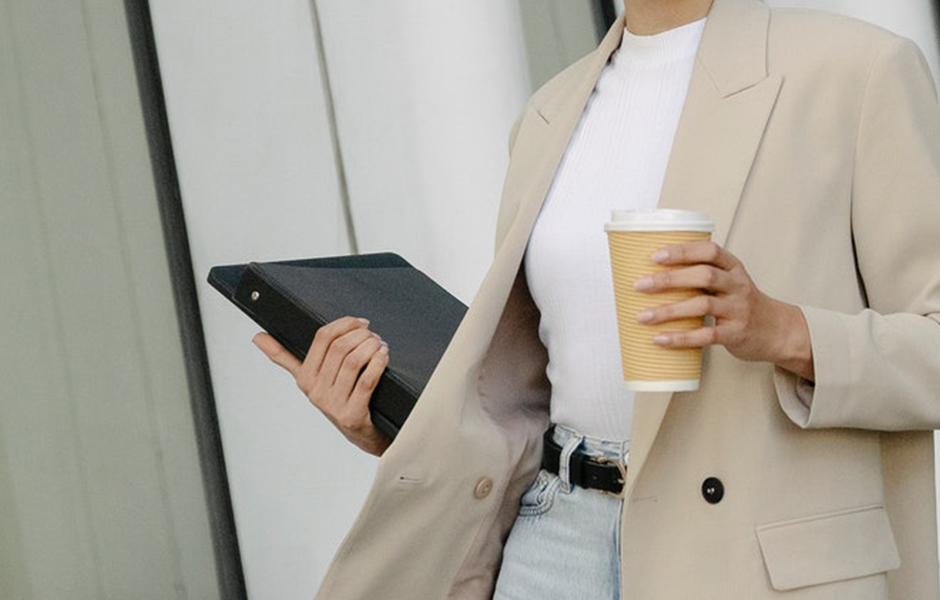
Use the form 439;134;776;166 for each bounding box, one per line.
776;36;940;431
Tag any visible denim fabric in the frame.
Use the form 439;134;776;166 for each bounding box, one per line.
492;426;629;600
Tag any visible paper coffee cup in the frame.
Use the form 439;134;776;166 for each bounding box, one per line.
605;209;715;392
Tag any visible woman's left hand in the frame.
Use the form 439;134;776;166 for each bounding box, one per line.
633;240;815;381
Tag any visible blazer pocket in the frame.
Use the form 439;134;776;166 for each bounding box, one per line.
756;505;900;591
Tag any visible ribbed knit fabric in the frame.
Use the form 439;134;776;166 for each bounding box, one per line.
524;18;706;440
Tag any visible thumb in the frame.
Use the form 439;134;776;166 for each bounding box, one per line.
253;332;301;376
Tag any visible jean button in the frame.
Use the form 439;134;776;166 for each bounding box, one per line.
474;477;494;499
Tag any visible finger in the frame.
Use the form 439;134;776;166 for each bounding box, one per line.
330;350;390;456
253;332;302;377
332;336;386;399
651;241;740;271
306;316;371;376
317;327;378;387
634;264;735;294
347;346;391;418
651;327;721;349
636;294;726;325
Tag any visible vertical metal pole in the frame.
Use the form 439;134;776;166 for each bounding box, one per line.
309;0;360;254
592;0;620;42
933;0;940;63
122;1;248;598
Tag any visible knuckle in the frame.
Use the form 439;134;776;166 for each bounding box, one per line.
358;371;379;390
342;349;368;372
706;241;721;260
705;267;719;288
313;326;329;345
708;327;721;344
346;315;369;330
320;317;354;339
332;337;354;354
699;295;715;314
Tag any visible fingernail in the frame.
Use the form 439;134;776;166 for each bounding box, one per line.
653;334;670;345
379;345;389;355
636;310;654;323
652;250;670;263
634;277;654;291
357;318;370;326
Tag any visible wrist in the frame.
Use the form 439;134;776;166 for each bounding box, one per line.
773;301;815;382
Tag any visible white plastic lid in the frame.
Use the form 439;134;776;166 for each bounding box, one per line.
604;209;715;232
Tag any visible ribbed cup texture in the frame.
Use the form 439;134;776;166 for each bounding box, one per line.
607;230;711;386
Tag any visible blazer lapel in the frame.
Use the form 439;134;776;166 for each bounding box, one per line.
467;18;626;362
658;0;782;247
625;0;782;498
497;20;625;276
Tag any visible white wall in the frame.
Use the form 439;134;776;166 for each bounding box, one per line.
149;2;357;597
149;1;531;597
315;0;531;303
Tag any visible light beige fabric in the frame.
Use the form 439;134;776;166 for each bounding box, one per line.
315;1;940;598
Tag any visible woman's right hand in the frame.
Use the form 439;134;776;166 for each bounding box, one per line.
253;316;393;456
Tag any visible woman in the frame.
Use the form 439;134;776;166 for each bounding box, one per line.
254;0;940;597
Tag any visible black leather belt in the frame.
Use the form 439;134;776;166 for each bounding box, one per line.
541;427;627;498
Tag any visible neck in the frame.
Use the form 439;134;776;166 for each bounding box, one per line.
622;0;714;35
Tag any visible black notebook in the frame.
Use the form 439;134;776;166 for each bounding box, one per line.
208;253;467;439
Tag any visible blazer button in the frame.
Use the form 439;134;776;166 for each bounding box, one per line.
701;477;724;504
474;477;494;500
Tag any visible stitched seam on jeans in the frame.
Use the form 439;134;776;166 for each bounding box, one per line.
518;471;561;517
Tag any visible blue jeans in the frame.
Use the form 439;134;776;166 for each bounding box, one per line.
492;426;629;600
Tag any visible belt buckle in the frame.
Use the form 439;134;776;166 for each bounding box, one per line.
595;456;627;500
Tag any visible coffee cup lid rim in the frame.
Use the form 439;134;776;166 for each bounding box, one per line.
605;209;715;232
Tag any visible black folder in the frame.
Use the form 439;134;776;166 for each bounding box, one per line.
208;253;467;439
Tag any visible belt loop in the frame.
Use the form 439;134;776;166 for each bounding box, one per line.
558;431;584;493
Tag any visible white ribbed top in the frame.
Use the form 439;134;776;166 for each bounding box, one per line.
524;18;706;440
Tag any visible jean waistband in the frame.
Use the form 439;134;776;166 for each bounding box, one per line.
552;424;629;462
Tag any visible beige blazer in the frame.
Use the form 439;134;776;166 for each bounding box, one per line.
315;0;940;598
